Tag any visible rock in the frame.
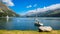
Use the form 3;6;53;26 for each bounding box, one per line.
39;26;52;32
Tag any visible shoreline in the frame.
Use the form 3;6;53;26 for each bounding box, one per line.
0;30;60;34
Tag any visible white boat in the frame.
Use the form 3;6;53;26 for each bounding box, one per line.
34;18;43;26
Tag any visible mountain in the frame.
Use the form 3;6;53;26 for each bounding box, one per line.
0;2;19;17
45;9;60;17
24;9;60;17
24;4;60;17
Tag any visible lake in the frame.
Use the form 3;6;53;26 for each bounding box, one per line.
0;17;60;30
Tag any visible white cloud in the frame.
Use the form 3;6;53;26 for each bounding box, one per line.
26;5;32;8
25;3;60;15
26;4;37;8
46;4;60;10
2;0;14;6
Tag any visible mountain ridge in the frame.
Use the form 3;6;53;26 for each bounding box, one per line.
24;9;60;17
0;2;20;17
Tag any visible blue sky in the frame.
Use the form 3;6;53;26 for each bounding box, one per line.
2;0;60;15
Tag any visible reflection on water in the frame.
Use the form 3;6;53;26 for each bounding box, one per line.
0;17;60;30
0;17;12;29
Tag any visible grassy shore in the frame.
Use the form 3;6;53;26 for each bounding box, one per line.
0;30;60;34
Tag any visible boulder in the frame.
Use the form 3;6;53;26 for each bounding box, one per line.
39;26;52;32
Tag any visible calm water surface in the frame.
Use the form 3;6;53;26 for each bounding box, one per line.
0;17;60;30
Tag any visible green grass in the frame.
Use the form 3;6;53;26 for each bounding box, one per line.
0;30;60;34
